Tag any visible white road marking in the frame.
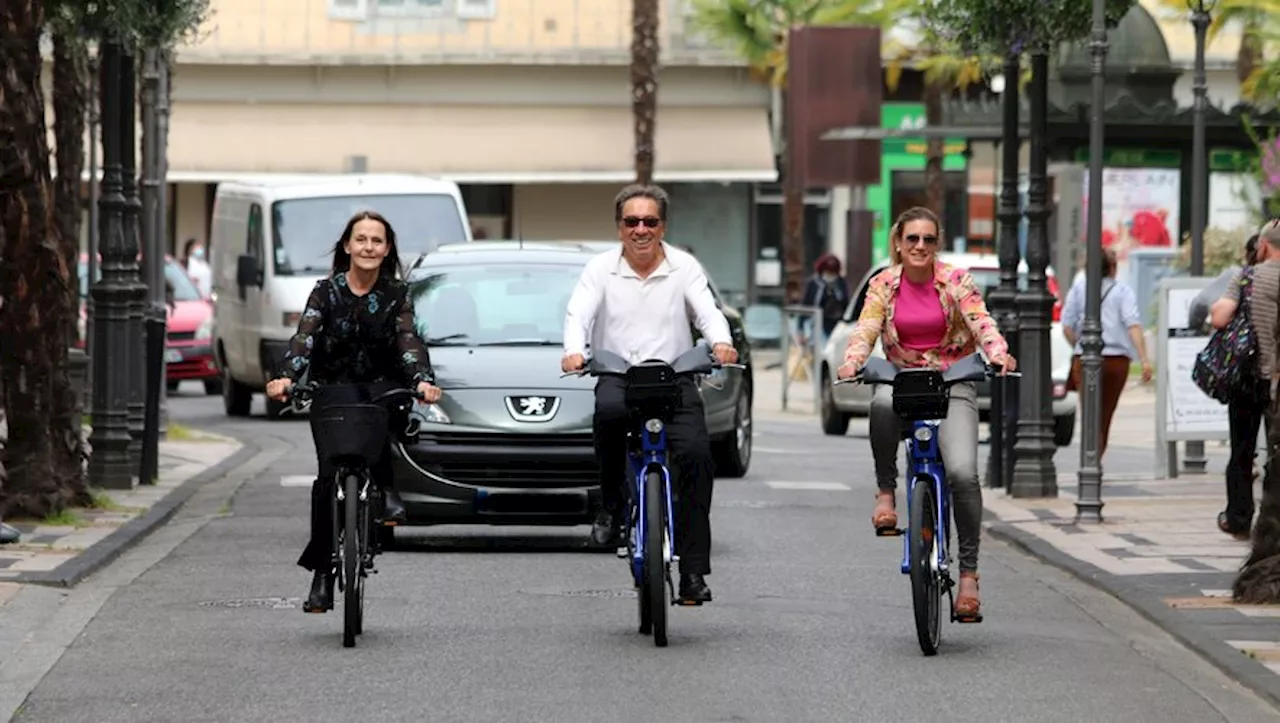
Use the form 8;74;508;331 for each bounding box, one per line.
765;481;851;491
754;446;809;455
280;475;313;487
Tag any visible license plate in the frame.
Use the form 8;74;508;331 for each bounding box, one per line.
164;349;183;363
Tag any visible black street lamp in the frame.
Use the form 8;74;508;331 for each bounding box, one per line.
1011;48;1059;498
1188;0;1215;278
119;47;146;474
986;52;1023;491
87;39;135;490
1076;0;1110;523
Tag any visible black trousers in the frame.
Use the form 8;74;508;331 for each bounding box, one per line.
297;382;400;573
1226;379;1271;531
593;376;715;576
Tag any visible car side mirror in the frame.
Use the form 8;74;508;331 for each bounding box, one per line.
236;255;261;288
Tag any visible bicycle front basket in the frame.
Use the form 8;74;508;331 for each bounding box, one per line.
891;370;950;421
625;360;680;419
312;403;390;467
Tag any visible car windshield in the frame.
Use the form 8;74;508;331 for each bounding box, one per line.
407;262;585;346
270;194;467;276
78;259;202;302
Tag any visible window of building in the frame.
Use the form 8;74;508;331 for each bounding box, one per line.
327;0;495;20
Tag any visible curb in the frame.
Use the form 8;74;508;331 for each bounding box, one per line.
12;433;262;589
986;521;1280;711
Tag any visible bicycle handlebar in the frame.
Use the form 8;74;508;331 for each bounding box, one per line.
276;382;429;441
559;360;746;379
831;355;1023;387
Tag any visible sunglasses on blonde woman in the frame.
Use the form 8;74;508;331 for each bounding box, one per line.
903;233;938;247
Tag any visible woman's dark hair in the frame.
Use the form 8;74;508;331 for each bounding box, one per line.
814;252;841;275
182;237;199;260
1246;234;1261;266
331;210;401;280
1102;247;1117;277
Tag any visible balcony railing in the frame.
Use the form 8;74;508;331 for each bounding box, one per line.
175;0;738;65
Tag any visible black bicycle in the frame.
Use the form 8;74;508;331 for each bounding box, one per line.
281;381;424;648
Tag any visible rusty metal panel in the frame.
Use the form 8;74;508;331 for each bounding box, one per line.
786;26;882;187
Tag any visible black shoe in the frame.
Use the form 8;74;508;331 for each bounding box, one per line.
591;510;622;546
303;571;334;613
382;488;407;526
679;573;712;604
0;522;18;545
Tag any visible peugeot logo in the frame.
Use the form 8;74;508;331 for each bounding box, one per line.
505;395;560;423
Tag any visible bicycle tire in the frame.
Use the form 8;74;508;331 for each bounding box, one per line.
634;504;651;635
342;473;361;649
644;469;668;648
909;478;941;656
354;487;371;636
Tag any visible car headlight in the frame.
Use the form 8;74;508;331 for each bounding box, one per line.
195;316;213;340
414;402;451;425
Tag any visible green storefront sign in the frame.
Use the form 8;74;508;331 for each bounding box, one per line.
865;103;968;265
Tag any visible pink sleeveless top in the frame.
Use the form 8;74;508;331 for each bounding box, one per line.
893;274;947;350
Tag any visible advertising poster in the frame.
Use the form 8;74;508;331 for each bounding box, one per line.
1082;167;1182;263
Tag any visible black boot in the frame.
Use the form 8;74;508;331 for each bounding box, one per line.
303;571;333;613
679;573;712;604
382;487;407;525
591;509;622;546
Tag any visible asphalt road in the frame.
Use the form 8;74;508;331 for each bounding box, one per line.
7;383;1275;722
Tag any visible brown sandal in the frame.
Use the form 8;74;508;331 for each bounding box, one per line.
872;491;900;536
954;571;982;623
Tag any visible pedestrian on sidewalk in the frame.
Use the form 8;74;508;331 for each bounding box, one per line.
1211;222;1280;539
1061;247;1152;459
837;206;1017;621
800;253;850;342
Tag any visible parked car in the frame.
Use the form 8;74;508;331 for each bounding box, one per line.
818;252;1078;446
77;255;220;394
389;241;754;530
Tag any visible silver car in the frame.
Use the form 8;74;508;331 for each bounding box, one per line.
818;252;1078;446
390;241;754;529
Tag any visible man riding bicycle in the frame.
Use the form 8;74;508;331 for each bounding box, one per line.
561;183;738;604
836;207;1015;621
266;210;442;614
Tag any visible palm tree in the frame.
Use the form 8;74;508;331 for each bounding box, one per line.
0;0;90;518
632;0;660;184
689;0;903;302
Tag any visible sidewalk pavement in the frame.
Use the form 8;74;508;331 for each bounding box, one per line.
984;475;1280;709
0;427;250;588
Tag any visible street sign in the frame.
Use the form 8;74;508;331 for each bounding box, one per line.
1155;276;1229;478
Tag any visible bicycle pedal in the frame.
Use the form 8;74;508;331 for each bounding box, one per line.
615;546;628;558
875;527;904;537
382;520;398;527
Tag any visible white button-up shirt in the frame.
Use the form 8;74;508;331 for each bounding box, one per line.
563;243;733;364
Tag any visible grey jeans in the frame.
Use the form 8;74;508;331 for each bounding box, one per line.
869;382;982;572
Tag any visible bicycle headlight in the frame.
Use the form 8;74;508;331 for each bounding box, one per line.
913;426;933;443
645;419;664;434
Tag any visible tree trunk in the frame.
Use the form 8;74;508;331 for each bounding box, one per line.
51;28;90;484
781;88;806;304
923;79;946;222
1234;410;1280;604
0;0;91;518
631;0;660;185
1238;22;1261;87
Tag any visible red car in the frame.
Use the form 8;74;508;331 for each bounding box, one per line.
77;255;221;395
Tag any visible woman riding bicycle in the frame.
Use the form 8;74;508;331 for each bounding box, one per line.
265;210;442;614
836;207;1016;620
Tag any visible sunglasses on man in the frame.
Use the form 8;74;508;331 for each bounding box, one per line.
622;216;662;229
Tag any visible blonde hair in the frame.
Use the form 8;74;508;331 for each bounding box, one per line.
888;207;943;265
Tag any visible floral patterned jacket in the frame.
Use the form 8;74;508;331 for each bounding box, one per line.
842;262;1009;371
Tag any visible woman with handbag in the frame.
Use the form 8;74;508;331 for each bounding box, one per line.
1209;222;1280;538
1060;248;1153;458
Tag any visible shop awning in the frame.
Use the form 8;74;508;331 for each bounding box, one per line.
161;102;778;184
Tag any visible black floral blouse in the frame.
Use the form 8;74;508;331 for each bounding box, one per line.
279;273;434;386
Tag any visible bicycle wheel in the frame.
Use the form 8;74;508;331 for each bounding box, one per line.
354;486;371;636
342;473;361;649
634;504;651;635
644;469;668;648
908;477;941;656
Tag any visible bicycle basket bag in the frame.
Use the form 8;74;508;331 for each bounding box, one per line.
625;360;680;419
312;403;390;466
891;370;950;421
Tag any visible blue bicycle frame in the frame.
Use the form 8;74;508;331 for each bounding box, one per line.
628;420;677;585
901;420;948;577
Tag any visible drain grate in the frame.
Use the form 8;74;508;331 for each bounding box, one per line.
520;588;638;599
199;597;302;610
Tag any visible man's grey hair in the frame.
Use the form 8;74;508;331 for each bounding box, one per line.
613;183;669;223
1263;219;1280;248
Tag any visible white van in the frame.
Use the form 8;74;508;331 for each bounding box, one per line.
209;174;471;418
